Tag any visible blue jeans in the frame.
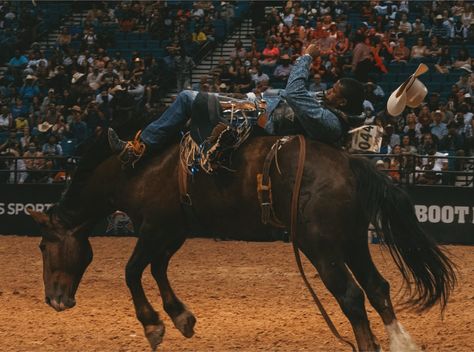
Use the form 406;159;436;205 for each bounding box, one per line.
140;90;198;149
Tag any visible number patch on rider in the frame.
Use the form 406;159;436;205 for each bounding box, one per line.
350;125;383;153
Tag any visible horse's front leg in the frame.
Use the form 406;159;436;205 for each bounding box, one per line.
126;237;165;351
150;235;196;338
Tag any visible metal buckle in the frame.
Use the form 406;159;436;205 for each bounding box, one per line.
181;193;192;206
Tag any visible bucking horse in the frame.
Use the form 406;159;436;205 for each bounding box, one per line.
30;92;456;351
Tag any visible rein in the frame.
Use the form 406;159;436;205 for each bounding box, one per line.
265;135;357;352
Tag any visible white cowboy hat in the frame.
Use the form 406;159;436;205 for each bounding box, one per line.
25;74;37;80
38;121;53;132
387;64;428;116
71;72;85;84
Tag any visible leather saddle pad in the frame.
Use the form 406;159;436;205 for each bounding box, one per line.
189;92;227;145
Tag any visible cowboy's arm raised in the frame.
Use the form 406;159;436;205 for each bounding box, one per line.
282;46;325;119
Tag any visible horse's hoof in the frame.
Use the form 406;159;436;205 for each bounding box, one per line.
173;310;196;338
145;324;165;351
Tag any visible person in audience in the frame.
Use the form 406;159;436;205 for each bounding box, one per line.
260;40;280;67
410;37;427;60
439;121;464;153
426;36;443;58
434;46;453;74
453;47;471;69
309;74;327;92
23;142;45;182
175;48;195;92
230;40;247;60
412;17;426;36
233;66;253;93
351;35;372;82
273;54;293;82
251;65;269;87
401;134;418;154
0;106;12;132
391;38;410;63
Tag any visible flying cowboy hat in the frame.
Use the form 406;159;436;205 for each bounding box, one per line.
387;63;428;117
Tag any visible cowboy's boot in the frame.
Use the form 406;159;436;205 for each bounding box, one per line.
108;128;147;168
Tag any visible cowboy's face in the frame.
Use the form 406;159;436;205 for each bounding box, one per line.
324;82;347;110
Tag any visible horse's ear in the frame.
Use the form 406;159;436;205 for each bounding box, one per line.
29;210;50;227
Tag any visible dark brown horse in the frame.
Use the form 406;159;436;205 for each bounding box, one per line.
30;112;456;351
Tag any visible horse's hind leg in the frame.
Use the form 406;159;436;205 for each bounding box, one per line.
150;235;197;338
299;234;380;352
126;237;165;351
345;234;419;352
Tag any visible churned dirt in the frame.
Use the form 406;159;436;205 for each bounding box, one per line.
0;236;472;352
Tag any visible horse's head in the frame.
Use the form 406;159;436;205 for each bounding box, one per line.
29;210;93;312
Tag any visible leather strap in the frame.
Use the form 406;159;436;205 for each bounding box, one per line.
257;137;291;228
178;159;192;206
290;135;357;352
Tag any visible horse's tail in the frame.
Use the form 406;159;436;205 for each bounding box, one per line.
349;155;457;312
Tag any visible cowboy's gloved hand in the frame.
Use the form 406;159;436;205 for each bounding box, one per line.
304;44;320;59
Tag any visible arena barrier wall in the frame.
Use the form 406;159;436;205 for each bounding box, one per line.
0;184;473;244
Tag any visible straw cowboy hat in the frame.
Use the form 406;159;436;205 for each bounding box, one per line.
71;72;85;84
71;105;82;113
387;64;428;116
38;121;53;132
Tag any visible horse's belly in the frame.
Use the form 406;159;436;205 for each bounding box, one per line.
187;172;281;242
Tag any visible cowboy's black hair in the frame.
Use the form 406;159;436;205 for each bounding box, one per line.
339;78;365;115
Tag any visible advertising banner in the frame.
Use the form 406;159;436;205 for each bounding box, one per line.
404;186;474;244
0;184;472;244
0;184;135;236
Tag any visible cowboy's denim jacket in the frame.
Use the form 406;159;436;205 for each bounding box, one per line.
263;54;343;143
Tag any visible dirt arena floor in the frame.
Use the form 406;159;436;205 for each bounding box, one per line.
0;236;472;351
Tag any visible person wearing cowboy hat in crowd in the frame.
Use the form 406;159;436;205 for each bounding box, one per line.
108;44;367;168
273;54;293;82
18;74;40;109
429;15;449;42
70;71;93;106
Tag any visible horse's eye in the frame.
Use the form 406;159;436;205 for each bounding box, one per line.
39;244;46;251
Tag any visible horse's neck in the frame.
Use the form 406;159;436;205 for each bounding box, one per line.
57;156;123;229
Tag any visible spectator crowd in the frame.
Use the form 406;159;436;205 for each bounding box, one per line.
0;0;230;183
0;0;473;186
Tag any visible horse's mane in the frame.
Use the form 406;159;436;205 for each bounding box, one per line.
54;93;147;221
